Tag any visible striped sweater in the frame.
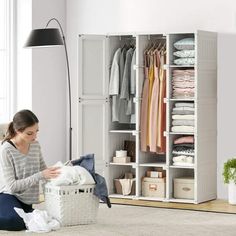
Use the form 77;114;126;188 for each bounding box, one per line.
0;141;47;204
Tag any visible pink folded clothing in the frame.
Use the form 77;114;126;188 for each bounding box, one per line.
172;92;195;99
173;69;195;76
174;88;194;93
173;84;195;89
172;76;194;81
174;135;194;144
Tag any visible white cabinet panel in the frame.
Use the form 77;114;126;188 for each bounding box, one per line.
78;35;109;99
78;100;109;177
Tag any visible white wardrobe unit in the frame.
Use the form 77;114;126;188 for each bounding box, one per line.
77;31;217;204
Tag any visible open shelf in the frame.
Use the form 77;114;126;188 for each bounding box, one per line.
109;130;138;134
169;165;195;169
109;194;136;199
139;163;166;168
168;198;196;204
109;162;136;166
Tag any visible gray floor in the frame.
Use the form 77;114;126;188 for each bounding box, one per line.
0;204;236;235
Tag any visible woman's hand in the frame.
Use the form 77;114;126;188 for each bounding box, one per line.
42;166;61;179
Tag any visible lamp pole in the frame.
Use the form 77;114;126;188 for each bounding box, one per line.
46;18;72;160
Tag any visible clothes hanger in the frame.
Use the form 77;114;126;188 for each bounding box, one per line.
144;41;153;55
160;43;166;52
153;42;161;54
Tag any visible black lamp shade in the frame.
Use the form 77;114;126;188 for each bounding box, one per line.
25;28;63;47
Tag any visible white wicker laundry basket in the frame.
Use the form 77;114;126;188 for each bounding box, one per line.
44;183;99;226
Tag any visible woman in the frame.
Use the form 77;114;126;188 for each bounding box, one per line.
0;109;60;231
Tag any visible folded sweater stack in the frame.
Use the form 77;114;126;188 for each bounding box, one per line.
172;135;194;167
172;69;195;99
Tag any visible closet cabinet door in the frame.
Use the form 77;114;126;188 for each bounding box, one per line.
77;99;109;177
78;35;109;100
195;30;217;202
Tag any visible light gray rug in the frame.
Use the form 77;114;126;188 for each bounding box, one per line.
0;204;236;235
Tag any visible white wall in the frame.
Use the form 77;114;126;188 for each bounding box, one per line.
31;0;67;165
66;0;236;199
17;0;32;111
17;0;67;166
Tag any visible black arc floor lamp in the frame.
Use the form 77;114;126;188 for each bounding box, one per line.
25;18;72;160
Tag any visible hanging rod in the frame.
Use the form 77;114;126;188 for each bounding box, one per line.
148;35;166;40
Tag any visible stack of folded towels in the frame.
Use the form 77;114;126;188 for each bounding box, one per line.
172;135;194;167
171;102;195;133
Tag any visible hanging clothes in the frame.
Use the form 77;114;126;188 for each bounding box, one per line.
130;50;136;123
140;52;150;152
157;50;166;153
146;51;155;146
140;43;166;154
118;47;130;123
119;48;133;123
120;48;134;102
109;48;121;122
109;46;135;124
149;50;160;152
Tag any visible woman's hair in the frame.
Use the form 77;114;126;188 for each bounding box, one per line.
2;109;39;143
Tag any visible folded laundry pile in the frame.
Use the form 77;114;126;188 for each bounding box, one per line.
48;161;95;186
171;102;195;133
172;135;194;167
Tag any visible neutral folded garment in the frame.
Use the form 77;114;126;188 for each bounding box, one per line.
172;120;195;126
173;155;194;163
172;110;194;115
173;143;194;148
173;107;195;112
175;102;194;108
172;146;194;155
172;115;195;120
171;126;194;132
173;162;194;167
172;151;195;156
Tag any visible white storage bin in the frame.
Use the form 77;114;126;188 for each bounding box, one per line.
44;183;99;226
174;177;194;199
142;177;166;198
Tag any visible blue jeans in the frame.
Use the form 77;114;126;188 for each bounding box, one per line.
0;193;33;231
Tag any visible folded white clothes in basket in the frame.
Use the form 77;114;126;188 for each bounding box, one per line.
14;207;60;233
49;161;95;186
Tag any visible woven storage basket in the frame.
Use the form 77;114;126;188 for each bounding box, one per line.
44;183;99;226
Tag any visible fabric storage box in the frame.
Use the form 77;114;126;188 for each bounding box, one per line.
174;177;194;199
146;170;166;178
114;178;135;195
142;177;166;198
113;156;131;163
44;183;99;226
